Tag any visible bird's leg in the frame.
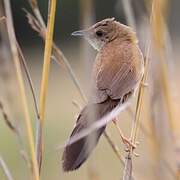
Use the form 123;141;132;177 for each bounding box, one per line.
112;119;137;150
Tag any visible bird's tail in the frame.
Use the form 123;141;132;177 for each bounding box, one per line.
62;98;119;171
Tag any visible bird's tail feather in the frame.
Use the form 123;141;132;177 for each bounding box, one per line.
62;98;119;171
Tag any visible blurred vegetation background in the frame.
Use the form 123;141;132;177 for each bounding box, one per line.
0;0;180;180
10;0;180;43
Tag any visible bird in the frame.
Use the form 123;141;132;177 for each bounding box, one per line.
62;17;144;172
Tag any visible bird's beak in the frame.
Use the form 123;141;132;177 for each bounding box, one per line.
71;30;87;36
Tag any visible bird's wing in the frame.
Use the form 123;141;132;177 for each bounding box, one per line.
91;44;143;103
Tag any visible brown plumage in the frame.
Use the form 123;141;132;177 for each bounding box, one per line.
62;18;144;171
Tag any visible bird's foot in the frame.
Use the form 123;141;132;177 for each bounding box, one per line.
120;135;139;151
112;119;139;156
122;138;140;157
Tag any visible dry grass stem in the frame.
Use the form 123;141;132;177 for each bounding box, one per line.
103;131;124;165
150;0;177;178
4;0;39;179
151;0;176;136
39;0;57;125
0;156;14;180
127;107;152;139
123;154;132;180
121;0;136;29
121;0;152;156
38;0;57;172
17;41;42;174
123;0;176;179
131;56;150;144
17;42;39;119
122;1;153;179
20;150;33;175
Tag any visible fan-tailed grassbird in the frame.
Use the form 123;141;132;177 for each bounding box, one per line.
62;18;144;171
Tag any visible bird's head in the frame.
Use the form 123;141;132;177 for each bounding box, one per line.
72;18;136;51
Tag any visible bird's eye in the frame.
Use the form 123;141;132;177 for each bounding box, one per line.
96;30;103;37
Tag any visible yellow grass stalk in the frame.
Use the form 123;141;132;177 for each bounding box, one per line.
4;0;39;179
39;0;57;124
37;0;57;171
131;56;150;144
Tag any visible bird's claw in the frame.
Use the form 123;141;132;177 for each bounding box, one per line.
122;137;139;150
121;136;137;148
123;139;140;157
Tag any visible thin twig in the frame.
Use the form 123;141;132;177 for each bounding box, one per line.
103;131;124;165
0;156;14;180
4;0;39;179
